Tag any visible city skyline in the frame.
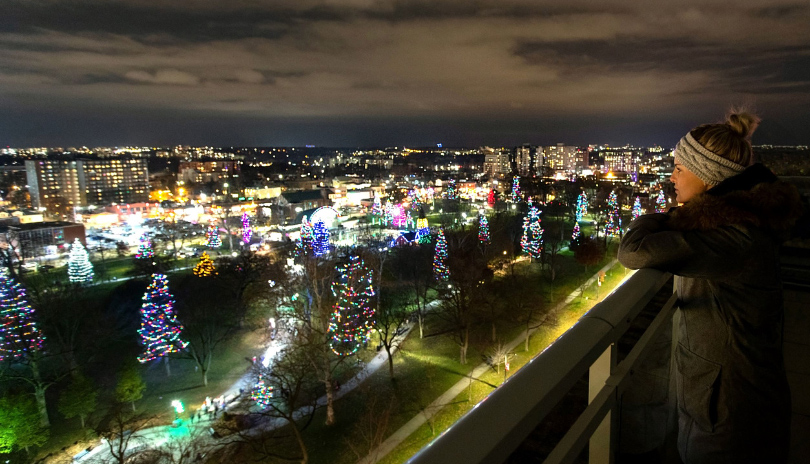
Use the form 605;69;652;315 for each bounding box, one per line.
2;1;809;147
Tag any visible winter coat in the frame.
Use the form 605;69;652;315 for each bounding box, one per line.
618;164;803;464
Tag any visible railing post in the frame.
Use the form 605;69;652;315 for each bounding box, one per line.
589;343;616;464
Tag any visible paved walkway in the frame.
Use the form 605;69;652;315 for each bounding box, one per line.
359;259;620;464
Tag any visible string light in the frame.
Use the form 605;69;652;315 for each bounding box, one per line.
605;190;622;236
241;213;252;244
328;256;375;356
521;199;543;259
137;273;188;363
193;252;216;277
632;196;643;220
68;238;94;283
206;222;221;249
135;233;154;259
511;176;521;203
433;229;450;281
0;269;44;362
576;192;588;222
656;190;667;213
478;215;490;245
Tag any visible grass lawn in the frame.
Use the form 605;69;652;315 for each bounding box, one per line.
224;255;627;464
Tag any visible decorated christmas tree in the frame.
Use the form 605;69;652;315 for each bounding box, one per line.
571;222;581;242
656;190;667;213
632;196;643;220
193;252;216;277
297;217;314;256
312;220;330;257
206;223;221;249
135;233;154;259
521;200;543;259
433;229;450;281
478;215;490;245
137;274;187;363
328;256;375;356
605;190;622;236
251;375;274;408
576;192;588;222
445;179;457;200
241;213;253;244
371;193;383;218
415;211;430;244
0;270;44;362
511;176;521;203
68;238;94;284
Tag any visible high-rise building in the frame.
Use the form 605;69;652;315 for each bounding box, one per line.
482;147;511;178
25;158;149;210
542;144;585;174
602;149;638;174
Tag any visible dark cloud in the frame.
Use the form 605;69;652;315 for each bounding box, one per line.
0;1;809;145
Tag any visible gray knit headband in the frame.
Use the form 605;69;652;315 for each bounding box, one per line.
673;132;746;186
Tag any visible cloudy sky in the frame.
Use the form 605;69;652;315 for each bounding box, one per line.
1;0;809;147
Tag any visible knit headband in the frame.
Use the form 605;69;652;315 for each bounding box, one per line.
673;132;746;186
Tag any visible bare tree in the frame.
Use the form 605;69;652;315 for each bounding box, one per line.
346;388;397;462
96;407;158;464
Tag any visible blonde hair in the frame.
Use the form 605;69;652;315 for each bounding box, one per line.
690;109;760;166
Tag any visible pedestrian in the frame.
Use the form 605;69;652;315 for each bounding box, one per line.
618;110;802;464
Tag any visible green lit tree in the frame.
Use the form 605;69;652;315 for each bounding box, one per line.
0;393;49;454
58;374;97;428
115;363;146;411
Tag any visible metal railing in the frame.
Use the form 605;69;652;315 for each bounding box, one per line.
407;269;676;464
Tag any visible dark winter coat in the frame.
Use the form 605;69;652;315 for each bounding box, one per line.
618;164;803;464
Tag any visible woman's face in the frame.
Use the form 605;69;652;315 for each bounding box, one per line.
671;161;708;203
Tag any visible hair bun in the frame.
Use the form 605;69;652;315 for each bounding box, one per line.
726;110;760;139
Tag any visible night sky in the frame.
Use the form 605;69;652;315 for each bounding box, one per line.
2;1;809;147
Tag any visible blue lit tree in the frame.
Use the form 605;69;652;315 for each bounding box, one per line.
576;192;588;222
206;222;221;249
312;221;330;257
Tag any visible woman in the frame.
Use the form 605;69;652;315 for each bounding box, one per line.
618;111;802;463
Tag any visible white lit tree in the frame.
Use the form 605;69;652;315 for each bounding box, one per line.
68;239;94;284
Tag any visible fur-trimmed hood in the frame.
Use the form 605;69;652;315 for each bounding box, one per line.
669;163;804;234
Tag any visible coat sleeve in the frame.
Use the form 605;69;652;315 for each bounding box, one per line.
618;213;753;279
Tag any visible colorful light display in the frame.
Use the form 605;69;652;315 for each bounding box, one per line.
632;196;643;220
656;190;667;213
605;190;622;236
0;270;44;362
416;214;430;244
206;222;221;249
252;376;274;409
433;228;450;281
511;176;521;203
576;192;588;222
478;215;490;245
328;256;375;356
137;274;188;363
521;200;543;259
572;222;581;242
445;179;457;200
297;216;314;256
135;233;154;259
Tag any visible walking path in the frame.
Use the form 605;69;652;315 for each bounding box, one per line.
358;259;620;464
78;259;618;464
